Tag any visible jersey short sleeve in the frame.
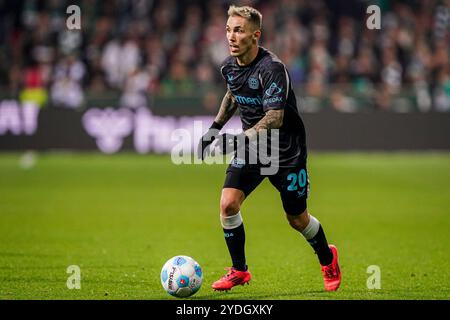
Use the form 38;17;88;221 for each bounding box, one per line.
261;62;290;112
220;57;234;90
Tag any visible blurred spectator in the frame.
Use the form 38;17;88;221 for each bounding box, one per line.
19;60;49;108
330;87;358;112
203;2;229;67
375;84;393;111
50;54;85;109
160;60;194;96
101;33;141;89
380;47;403;95
120;66;151;109
350;46;377;95
434;68;450;111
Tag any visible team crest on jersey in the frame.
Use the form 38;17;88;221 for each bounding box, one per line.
248;76;259;90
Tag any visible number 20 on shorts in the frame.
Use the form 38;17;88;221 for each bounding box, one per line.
287;169;307;191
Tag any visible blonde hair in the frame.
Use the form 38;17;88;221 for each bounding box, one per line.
227;5;262;31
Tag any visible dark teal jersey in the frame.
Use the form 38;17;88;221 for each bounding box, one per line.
220;47;307;167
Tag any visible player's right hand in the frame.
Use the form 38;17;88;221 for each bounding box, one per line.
198;130;216;160
197;122;223;160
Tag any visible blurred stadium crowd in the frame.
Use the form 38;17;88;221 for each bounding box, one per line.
0;0;449;112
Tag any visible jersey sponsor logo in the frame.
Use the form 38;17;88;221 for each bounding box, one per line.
234;94;263;106
263;96;283;104
248;76;259;90
265;82;283;96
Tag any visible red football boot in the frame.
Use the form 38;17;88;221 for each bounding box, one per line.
321;244;342;291
212;267;251;291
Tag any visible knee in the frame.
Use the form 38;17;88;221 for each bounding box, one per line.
287;209;309;231
220;197;241;217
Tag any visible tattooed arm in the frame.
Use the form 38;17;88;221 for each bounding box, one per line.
245;109;284;139
198;90;237;159
214;90;238;126
208;95;283;156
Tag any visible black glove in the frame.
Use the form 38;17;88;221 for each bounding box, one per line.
215;132;248;155
197;121;223;160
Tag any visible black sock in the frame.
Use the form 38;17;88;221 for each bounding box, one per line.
307;225;333;266
223;223;247;271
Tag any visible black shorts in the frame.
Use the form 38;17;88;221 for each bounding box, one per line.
223;160;310;216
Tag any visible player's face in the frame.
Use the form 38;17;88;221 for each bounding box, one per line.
226;16;258;58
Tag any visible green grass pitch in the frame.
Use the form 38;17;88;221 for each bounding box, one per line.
0;152;449;300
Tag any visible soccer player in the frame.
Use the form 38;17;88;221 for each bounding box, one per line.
198;5;341;292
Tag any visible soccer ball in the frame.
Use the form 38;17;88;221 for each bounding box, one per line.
160;255;203;298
